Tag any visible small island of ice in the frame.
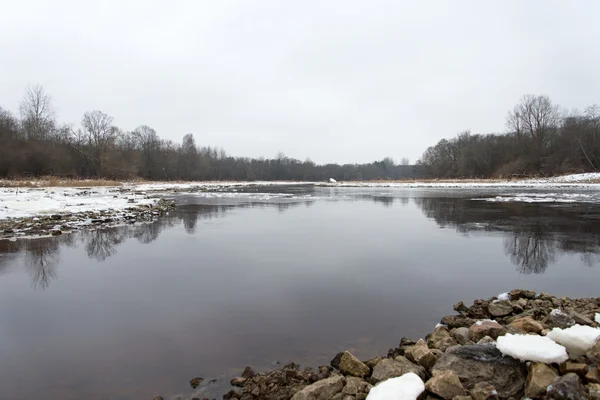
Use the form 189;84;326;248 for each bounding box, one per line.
366;373;425;400
496;334;568;363
546;325;600;358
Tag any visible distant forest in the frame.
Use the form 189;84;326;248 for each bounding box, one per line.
1;85;598;181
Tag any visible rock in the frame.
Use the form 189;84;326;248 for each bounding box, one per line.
488;301;513;317
588;383;600;400
452;397;473;400
469;320;506;342
51;229;62;236
363;356;383;369
342;377;362;395
477;336;495;345
356;394;367;400
454;301;469;313
587;337;600;365
469;382;498;400
427;326;458;351
546;309;576;329
525;362;558;399
242;366;256;378
342;396;354;400
586;367;600;384
405;339;439;371
545;373;587;400
515;298;528;308
371;357;427;383
425;370;466;399
189;377;203;388
508;316;544;334
332;394;343;400
452;327;471;345
331;351;370;378
560;363;589;377
509;289;536;299
431;344;526;399
570;310;595;326
230;377;246;387
441;315;476;329
291;375;345;400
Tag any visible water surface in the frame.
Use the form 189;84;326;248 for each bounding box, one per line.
1;186;599;399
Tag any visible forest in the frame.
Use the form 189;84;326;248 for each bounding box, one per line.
1;85;598;181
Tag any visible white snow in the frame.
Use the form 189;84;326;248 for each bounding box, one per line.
496;334;569;363
596;313;600;324
475;193;593;203
329;178;337;183
546;325;600;358
366;373;425;400
475;319;497;326
492;292;511;303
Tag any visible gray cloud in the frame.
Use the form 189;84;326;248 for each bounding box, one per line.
1;0;599;164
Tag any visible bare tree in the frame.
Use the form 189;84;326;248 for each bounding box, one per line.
400;157;410;166
81;110;120;176
19;84;55;141
506;94;560;149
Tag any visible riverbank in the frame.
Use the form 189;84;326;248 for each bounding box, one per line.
172;290;600;400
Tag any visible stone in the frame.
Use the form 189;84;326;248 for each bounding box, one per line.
570;310;595;326
342;396;354;400
469;382;498;400
230;377;246;387
588;383;600;400
189;377;203;388
560;363;589;377
468;321;505;342
586;367;600;384
356;394;367;400
431;344;526;399
509;289;536;299
371;356;427;383
405;339;440;371
453;327;471;345
291;375;345;400
363;356;383;369
525;362;558;399
425;370;466;399
452;397;473;400
545;373;587;400
428;326;459;351
546;309;576;329
477;336;495;344
242;366;256;378
441;315;476;329
508;316;544;334
332;394;343;400
454;301;469;313
488;301;513;317
516;298;528;308
587;337;600;365
331;351;370;378
342;377;363;395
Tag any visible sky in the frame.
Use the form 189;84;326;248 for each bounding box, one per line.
1;1;599;165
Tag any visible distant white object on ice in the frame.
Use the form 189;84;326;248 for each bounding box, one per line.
329;178;337;183
546;325;600;358
496;334;568;363
366;373;425;400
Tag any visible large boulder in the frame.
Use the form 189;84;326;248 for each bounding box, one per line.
545;309;576;329
425;370;466;399
452;327;471;345
371;356;427;383
332;351;370;378
509;289;536;299
525;362;558;399
469;320;506;342
428;326;458;352
488;301;513;317
545;373;587;400
431;344;526;399
291;375;345;400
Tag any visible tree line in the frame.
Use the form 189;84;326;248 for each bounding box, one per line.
0;85;415;181
418;95;600;178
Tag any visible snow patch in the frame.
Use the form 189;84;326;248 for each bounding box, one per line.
475;319;496;326
493;292;511;303
546;325;600;358
329;178;337;183
366;372;425;400
596;313;600;324
496;334;568;363
435;323;447;329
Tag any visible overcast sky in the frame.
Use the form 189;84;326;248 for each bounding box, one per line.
1;1;599;164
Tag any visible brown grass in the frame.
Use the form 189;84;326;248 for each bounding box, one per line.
0;177;132;188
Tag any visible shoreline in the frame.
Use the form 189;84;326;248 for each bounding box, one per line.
173;290;600;400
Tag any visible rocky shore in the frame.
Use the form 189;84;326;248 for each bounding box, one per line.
0;198;176;240
168;289;600;400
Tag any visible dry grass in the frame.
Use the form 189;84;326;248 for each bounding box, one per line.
0;177;131;188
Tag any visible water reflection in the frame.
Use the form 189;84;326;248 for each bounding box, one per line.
415;197;600;273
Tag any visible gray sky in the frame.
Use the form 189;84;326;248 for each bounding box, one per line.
1;1;599;164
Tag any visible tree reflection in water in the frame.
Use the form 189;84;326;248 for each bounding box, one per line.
414;196;600;274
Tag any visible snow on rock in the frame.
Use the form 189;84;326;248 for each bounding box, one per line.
366;373;425;400
546;325;600;358
475;319;496;326
596;313;600;324
492;292;511;303
496;334;568;363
